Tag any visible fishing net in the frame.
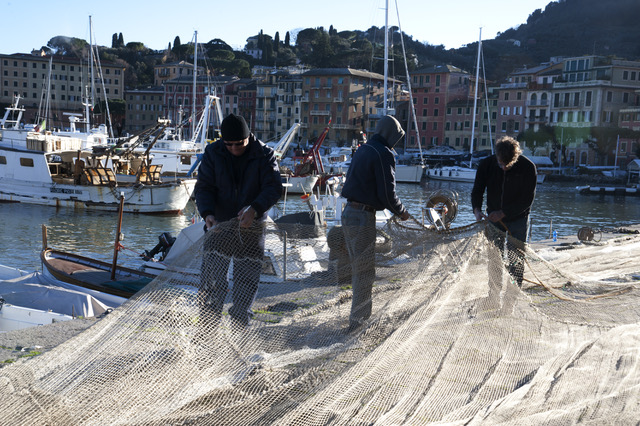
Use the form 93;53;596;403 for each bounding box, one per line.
1;214;640;425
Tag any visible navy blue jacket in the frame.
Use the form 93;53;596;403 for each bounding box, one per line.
194;134;282;222
341;133;407;216
471;154;537;222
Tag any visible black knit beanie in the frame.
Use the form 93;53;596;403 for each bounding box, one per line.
221;113;250;141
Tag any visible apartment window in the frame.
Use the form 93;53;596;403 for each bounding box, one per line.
586;91;592;107
606;91;613;102
504;92;509;101
623;71;629;80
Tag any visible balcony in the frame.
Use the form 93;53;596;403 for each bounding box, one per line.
553;79;611;89
527;100;549;107
526;116;548;124
554;101;586;109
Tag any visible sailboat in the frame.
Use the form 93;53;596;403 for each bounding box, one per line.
425;28;486;183
382;0;425;184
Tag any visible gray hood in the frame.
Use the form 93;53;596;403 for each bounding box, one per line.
374;115;405;148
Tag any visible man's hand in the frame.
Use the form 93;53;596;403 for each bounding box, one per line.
487;209;505;223
399;210;410;221
238;206;256;228
473;208;485;222
204;215;218;230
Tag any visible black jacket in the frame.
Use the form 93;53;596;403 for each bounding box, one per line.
194;134;282;222
341;133;406;216
471;154;537;222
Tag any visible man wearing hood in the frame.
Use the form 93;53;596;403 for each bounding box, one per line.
340;115;410;331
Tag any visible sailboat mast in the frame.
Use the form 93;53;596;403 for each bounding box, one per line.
191;31;198;139
469;28;482;168
383;0;389;115
89;16;95;131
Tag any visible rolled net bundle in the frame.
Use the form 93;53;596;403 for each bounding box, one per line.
1;217;640;425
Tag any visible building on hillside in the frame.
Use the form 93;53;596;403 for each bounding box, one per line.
254;73;278;142
548;56;640;166
407;65;471;150
153;61;202;87
274;71;303;142
0;53;125;129
617;107;640;168
300;68;392;147
221;78;256;124
123;86;164;135
496;60;563;140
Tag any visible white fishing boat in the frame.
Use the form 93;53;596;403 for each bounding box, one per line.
425;165;477;183
395;163;425;183
0;118;196;214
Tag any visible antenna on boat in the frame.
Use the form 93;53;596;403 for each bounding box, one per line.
469;28;482;168
191;31;198;140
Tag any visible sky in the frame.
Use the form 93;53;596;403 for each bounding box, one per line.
2;0;555;54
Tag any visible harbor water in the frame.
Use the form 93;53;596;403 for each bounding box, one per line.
1;180;639;272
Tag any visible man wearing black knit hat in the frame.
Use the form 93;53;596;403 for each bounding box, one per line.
194;113;282;331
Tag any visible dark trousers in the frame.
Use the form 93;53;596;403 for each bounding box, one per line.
199;222;264;328
487;216;528;286
341;205;377;328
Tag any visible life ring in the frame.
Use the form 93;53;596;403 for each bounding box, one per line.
577;226;601;242
425;189;458;227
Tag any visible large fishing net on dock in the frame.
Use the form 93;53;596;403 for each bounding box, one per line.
2;214;640;425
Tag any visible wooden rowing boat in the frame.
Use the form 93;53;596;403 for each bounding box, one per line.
40;248;154;299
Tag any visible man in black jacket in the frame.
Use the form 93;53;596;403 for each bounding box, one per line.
194;113;282;329
340;115;410;331
471;136;537;309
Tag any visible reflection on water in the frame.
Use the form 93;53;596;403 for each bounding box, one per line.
1;180;638;272
0;201;197;272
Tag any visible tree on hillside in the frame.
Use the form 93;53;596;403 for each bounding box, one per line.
47;36;87;57
118;33;124;48
273;32;280;53
172;36;183;60
284;32;290;48
112;34;118;49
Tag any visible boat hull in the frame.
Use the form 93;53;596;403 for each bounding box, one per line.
0;177;195;214
576;185;640;196
395;165;424;183
425;166;477;183
282;175;319;194
41;249;155;298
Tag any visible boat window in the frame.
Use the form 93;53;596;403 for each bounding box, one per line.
20;158;34;167
0;156;6;164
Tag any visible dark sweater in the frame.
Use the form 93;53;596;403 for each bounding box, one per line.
194;134;282;222
471;154;537;222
